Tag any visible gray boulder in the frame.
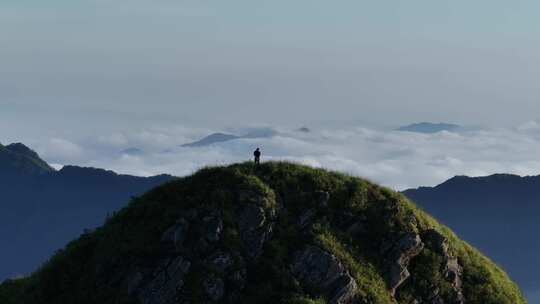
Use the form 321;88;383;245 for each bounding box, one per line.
315;190;331;207
385;233;424;296
161;218;189;250
236;204;275;259
206;251;235;273
128;256;191;304
422;229;465;304
297;208;318;229
203;275;225;302
203;213;223;243
291;246;358;304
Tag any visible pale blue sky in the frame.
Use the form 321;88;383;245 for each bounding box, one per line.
2;1;540;138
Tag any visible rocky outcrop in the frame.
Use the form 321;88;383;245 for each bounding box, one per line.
296;191;330;230
127;194;463;304
346;221;367;236
127;256;191;304
383;233;424;296
203;212;224;243
203;275;225;301
236;204;275;259
422;229;465;304
7;163;525;304
314;190;331;207
127;216;195;304
160;218;189;250
129;210;249;304
297;208;318;229
291;246;358;304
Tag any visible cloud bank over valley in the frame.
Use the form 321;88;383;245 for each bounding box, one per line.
11;121;540;190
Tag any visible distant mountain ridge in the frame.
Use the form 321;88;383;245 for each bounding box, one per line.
398;122;461;133
403;173;540;299
181;128;278;147
182;132;240;147
0;142;54;175
0;142;175;281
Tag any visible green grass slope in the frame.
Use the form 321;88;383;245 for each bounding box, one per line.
0;162;525;304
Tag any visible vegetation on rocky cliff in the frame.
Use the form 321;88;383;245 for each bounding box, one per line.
0;162;526;304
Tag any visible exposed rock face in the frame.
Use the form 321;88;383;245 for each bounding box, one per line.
128;210;251;304
7;164;524;304
236;204;275;259
346;221;367;236
384;233;424;296
203;212;224;243
291;246;358;304
298;208;318;229
127;256;191;304
315;190;331;207
204;275;225;301
161;218;189;250
129;193;463;304
296;191;330;230
422;229;465;304
430;295;445;304
206;251;235;273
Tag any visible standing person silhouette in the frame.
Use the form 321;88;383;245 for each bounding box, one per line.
253;148;261;165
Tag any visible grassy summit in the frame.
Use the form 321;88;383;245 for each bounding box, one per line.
0;162;525;304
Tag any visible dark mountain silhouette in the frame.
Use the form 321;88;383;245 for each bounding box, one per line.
181;128;278;147
398;122;461;133
181;132;241;147
403;174;540;298
0;162;525;303
0;142;54;175
0;143;174;281
182;133;241;147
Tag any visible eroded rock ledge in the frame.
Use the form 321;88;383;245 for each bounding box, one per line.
126;189;467;304
291;246;358;304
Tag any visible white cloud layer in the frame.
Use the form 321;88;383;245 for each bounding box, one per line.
26;122;540;190
38;138;85;163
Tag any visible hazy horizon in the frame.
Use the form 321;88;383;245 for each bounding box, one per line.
4;1;540;188
3;1;540;133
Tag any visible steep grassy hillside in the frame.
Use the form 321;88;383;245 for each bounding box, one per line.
0;162;525;304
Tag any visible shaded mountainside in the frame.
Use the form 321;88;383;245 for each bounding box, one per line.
0;162;525;304
0;142;54;175
0;143;174;282
403;174;540;298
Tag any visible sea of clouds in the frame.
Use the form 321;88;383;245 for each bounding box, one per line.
26;121;540;191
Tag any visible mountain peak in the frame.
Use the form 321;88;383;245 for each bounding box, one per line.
181;128;278;148
0;162;525;303
181;132;240;147
0;142;54;176
435;173;525;189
